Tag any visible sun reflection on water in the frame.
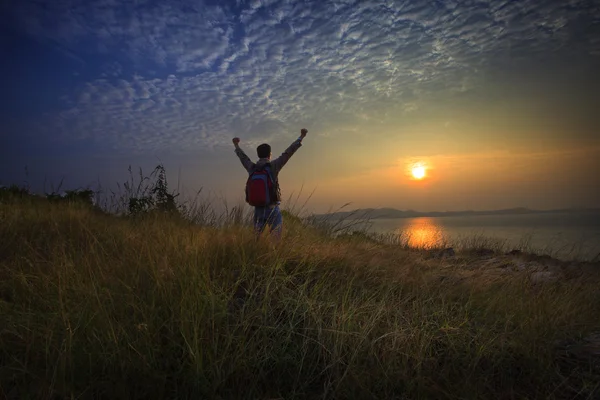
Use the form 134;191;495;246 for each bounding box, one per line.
397;217;446;249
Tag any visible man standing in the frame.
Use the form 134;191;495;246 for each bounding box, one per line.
233;128;308;238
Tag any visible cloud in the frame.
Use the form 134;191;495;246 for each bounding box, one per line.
100;61;123;78
3;0;600;153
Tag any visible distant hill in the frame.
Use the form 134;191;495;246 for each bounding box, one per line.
312;207;600;220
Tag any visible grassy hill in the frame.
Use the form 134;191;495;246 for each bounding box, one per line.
1;190;599;399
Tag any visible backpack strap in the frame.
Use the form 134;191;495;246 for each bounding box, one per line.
263;163;276;183
251;163;274;178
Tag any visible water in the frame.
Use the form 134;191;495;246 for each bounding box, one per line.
363;211;600;261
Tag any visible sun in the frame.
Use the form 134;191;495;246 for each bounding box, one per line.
411;164;426;180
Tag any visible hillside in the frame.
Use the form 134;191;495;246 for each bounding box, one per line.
1;196;599;399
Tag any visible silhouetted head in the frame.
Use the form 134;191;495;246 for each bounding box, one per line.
257;143;271;159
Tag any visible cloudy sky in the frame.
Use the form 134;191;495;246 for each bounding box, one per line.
1;0;599;213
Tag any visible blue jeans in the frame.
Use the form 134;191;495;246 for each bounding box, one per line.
254;205;282;239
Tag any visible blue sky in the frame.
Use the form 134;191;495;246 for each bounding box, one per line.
1;0;599;212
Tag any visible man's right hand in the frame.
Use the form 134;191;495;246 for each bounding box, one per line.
232;137;240;145
300;129;308;138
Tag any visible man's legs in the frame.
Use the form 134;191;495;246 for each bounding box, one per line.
267;205;283;240
254;206;268;238
253;205;283;240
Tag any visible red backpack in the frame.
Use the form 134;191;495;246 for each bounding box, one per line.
245;164;280;207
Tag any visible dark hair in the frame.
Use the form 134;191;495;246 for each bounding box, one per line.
257;143;271;158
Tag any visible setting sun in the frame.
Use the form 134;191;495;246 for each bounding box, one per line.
412;164;426;180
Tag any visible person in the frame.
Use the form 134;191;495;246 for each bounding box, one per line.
233;128;308;239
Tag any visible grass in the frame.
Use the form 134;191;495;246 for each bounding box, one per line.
1;182;600;399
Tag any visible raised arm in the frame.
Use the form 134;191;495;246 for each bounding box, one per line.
232;137;255;173
271;129;307;174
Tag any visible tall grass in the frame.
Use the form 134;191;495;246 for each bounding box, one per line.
1;174;600;399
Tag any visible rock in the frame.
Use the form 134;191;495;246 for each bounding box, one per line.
546;264;563;275
437;247;455;258
523;253;563;267
425;247;455;259
481;257;512;269
530;271;559;284
513;261;547;273
481;257;499;267
472;248;495;257
506;249;522;256
515;261;528;271
562;263;584;279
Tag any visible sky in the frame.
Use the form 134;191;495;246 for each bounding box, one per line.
1;0;599;213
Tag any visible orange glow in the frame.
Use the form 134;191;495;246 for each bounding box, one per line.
409;161;427;180
412;165;426;179
400;217;445;249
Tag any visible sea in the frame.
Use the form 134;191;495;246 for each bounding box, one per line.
361;211;600;261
